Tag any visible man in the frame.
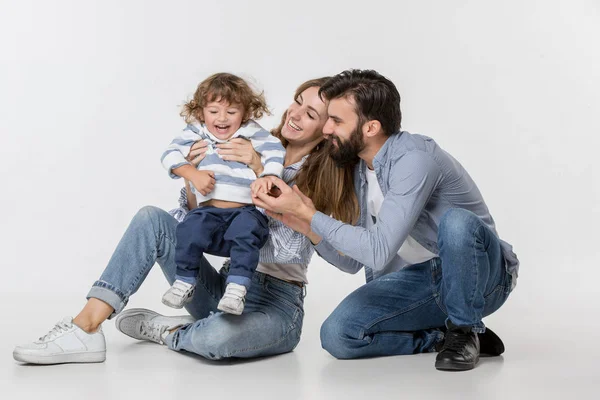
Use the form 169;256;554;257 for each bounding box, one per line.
254;69;519;371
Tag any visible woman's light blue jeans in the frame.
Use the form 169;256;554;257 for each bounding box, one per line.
87;206;305;360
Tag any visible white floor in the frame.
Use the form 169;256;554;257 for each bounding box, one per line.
3;273;599;400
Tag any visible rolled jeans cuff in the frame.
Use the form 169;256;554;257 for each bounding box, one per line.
87;280;128;320
445;318;486;334
225;275;252;289
431;330;445;352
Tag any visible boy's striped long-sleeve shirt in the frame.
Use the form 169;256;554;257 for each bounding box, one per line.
161;120;285;204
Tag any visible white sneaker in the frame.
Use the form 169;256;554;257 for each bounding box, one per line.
162;279;195;309
13;317;106;364
217;283;247;315
114;308;195;345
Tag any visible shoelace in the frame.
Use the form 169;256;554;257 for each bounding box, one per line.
139;321;167;344
442;331;472;352
39;320;73;342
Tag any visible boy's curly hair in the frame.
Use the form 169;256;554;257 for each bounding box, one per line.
181;73;270;124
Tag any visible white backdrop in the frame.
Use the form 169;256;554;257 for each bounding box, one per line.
1;0;599;397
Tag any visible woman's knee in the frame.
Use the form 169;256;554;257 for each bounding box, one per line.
131;206;177;236
135;205;169;223
182;312;303;360
184;324;230;360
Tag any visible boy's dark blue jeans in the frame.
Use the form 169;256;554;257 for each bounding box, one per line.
174;205;269;289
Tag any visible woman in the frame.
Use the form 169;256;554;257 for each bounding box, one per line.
13;77;358;364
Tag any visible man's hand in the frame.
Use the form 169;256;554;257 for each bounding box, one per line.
266;208;313;237
253;177;318;233
250;177;273;197
189;170;216;196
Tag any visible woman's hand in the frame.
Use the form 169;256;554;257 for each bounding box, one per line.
186;140;209;166
182;140;209;209
184;179;198;210
217;138;264;176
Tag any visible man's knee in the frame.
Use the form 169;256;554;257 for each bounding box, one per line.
439;208;482;246
320;314;354;359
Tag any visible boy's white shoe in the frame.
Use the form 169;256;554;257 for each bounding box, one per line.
162;279;195;309
13;317;106;364
114;308;195;345
217;283;247;315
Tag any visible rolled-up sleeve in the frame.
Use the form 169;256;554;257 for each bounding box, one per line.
167;186;190;223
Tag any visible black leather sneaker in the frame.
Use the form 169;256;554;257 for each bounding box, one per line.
435;325;480;371
434;326;505;356
479;327;505;357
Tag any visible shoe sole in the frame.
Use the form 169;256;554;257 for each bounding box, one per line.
161;298;185;309
435;356;479;371
217;303;243;315
13;349;106;365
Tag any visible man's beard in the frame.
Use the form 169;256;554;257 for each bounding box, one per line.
326;126;364;168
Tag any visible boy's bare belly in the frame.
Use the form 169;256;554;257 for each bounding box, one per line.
199;199;250;209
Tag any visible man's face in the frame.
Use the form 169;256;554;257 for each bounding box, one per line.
323;96;365;167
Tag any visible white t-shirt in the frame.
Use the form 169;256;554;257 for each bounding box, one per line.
365;167;437;265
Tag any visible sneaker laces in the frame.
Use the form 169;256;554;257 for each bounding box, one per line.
139;321;168;344
442;330;472;353
39;318;73;342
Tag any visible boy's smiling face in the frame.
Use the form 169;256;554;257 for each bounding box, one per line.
202;99;245;140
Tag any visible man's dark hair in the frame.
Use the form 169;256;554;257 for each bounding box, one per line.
319;69;402;136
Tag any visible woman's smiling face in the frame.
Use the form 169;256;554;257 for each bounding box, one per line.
281;86;328;145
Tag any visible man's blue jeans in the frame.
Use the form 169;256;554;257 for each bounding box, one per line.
320;208;513;359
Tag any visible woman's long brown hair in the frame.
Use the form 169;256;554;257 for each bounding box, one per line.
272;78;359;224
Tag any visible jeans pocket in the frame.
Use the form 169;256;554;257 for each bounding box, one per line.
264;280;302;314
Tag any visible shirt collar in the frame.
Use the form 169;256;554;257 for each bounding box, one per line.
285;154;309;171
373;131;404;169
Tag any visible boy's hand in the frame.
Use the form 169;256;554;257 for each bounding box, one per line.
190;170;215;196
251;177;273;197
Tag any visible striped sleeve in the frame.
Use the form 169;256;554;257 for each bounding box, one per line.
161;124;201;179
167;186;189;223
257;158;314;265
267;219;311;262
242;121;285;178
